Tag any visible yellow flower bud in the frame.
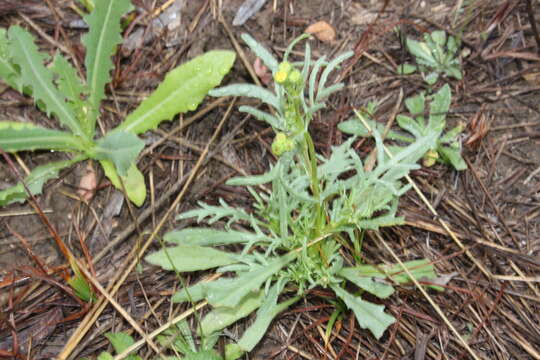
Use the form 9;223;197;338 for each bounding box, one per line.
423;149;439;167
272;132;295;156
274;70;288;84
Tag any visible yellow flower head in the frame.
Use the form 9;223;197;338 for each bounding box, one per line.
274;70;288;84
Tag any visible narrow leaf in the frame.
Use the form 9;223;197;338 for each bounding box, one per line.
116;51;236;134
0;121;86;153
209;84;280;110
164;228;271;246
83;0;133;131
331;285;395;339
145;245;238;272
0;158;80;206
94;131;144;176
7;26;85;138
237;283;300;352
429;84;451;133
339;267;395;299
241;33;278;72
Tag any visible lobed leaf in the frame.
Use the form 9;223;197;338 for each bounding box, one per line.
0;121;86;153
331;285;395;339
83;0;133;132
145;244;238;272
116;50;236;134
51;54;90;136
7;26;85;138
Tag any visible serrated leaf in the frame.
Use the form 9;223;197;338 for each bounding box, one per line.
7;26;85;138
100;160;146;206
209;84;280;110
164;228;271;246
116;51;235;134
83;0;133;131
51;54;91;136
331;285;395;339
145;245;238;272
0;121;86;153
94;131;144;176
0;158;80;206
198;291;264;335
0;28;20;88
204;252;296;308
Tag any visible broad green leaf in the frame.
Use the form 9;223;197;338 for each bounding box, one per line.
145;244;238;272
204;252;296;308
105;332;135;354
225;344;244;360
0;28;20;88
424;71;439;85
209;84;280;110
83;0;133;132
237;283;300;352
7;26;85;138
116;51;236;134
198;291;264;335
0;121;86;153
438;145;467;170
339;267;395;299
97;353;114;360
51;54;91;136
430;30;447;46
429;84;451;133
164;228;271;246
0;158;80;206
94;131;144;176
331;285;395;339
100;160;146;206
184;350;223;360
172;281;207;303
406;38;436;65
397;63;416;75
445;65;462;80
404;92;425;115
396;115;423;138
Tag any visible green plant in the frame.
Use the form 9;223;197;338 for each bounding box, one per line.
397;30;462;85
92;327;223;360
339;86;467;170
0;0;235;206
146;34;443;359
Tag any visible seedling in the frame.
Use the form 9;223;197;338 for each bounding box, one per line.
147;34;443;359
0;0;235;206
397;30;462;85
339;87;467;170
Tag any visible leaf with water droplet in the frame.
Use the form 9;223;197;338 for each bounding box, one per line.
115;50;236;135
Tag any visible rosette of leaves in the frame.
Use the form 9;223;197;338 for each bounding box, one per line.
0;0;235;206
339;85;467;170
146;34;441;359
397;30;462;85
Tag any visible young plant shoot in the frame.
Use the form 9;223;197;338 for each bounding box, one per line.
147;34;444;359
